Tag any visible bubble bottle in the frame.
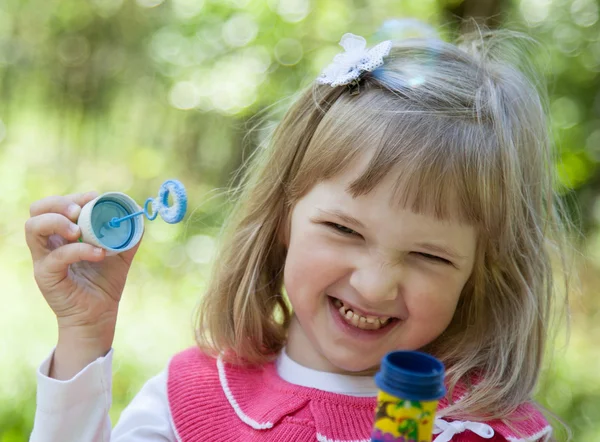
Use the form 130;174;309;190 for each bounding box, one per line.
372;351;446;442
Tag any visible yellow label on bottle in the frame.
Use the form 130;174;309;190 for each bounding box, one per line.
372;390;439;442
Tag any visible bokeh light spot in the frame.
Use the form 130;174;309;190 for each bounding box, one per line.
172;0;205;20
571;0;599;27
57;35;91;67
150;28;188;65
169;81;200;110
519;0;551;25
186;235;215;264
274;38;303;66
242;46;272;73
275;0;311;23
586;129;600;160
557;152;592;190
553;25;582;55
222;13;258;48
551;96;581;129
163;245;187;268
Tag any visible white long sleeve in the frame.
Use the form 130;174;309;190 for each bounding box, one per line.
30;349;177;442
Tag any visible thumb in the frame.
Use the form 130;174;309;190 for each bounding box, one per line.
119;230;144;266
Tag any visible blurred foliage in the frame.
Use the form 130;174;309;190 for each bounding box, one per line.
0;0;599;440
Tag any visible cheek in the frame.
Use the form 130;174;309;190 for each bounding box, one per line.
284;235;351;306
399;287;461;348
405;284;462;324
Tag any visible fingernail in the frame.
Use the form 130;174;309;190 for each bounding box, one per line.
70;223;79;233
93;248;103;255
68;204;80;217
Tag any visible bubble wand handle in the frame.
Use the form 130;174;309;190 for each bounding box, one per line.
109;210;145;228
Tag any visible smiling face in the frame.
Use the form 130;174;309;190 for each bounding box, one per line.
283;154;477;374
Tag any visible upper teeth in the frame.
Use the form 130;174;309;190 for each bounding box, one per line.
332;298;391;329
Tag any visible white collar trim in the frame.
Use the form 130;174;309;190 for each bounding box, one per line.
216;355;273;430
275;348;378;397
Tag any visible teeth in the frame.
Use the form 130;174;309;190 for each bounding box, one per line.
331;297;392;330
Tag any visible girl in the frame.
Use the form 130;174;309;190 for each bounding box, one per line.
27;29;568;442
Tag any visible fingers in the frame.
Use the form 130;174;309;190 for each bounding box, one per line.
29;191;99;222
65;191;100;211
41;243;105;282
25;213;82;262
26;191;99;262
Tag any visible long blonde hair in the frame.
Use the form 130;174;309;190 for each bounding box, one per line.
195;28;571;422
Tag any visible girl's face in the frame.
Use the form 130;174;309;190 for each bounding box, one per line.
283;154;477;374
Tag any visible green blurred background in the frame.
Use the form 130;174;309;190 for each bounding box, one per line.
1;0;599;440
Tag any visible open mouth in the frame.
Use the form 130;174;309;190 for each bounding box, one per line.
328;296;398;331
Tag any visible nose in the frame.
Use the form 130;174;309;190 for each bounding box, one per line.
348;256;400;304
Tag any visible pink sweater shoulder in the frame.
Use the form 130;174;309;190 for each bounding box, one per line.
166;346;551;442
166;346;377;441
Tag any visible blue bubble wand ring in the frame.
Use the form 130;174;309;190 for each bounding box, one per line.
108;179;187;227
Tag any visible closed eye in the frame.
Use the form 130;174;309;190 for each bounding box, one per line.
324;222;453;265
412;252;452;265
325;222;360;237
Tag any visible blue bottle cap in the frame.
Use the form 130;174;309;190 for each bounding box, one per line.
91;199;135;249
374;351;446;401
78;192;145;255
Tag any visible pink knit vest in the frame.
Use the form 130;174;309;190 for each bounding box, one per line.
166;347;551;442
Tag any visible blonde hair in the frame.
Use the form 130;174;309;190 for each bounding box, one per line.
195;28;572;423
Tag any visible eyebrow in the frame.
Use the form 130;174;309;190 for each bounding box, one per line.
317;208;467;261
317;208;366;229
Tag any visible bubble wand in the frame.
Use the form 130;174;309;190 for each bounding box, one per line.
77;179;187;255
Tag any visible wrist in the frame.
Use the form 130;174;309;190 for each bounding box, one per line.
56;311;117;344
50;325;115;381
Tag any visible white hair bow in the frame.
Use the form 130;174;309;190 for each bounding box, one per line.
433;417;495;442
317;33;392;87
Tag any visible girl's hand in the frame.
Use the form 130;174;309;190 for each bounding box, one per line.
25;191;142;379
